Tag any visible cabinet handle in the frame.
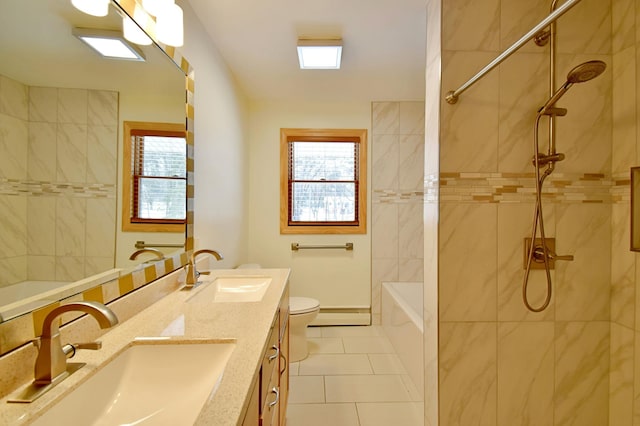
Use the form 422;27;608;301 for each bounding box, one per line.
279;352;287;375
268;387;280;408
268;345;279;362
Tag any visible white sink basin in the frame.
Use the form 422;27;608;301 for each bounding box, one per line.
196;276;272;302
31;340;235;426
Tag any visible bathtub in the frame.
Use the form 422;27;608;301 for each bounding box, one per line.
381;281;423;398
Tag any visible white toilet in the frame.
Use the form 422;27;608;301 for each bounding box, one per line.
289;296;320;362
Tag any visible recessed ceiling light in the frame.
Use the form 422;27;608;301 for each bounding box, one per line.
297;39;342;70
73;28;146;61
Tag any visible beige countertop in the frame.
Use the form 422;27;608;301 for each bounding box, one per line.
0;268;290;425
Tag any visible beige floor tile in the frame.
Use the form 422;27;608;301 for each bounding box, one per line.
306;326;322;338
308;337;345;354
288;376;325;404
356;402;424;426
286;403;359;426
343;336;394;354
325;375;412;402
321;325;384;338
298;354;373;376
368;353;407;374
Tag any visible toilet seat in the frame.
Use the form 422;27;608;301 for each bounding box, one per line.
290;296;320;315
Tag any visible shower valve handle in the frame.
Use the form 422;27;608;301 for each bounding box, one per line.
532;246;573;263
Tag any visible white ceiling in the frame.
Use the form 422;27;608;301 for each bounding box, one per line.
185;0;427;102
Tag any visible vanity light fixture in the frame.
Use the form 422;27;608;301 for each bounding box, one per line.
71;0;110;17
122;6;153;45
297;39;343;69
156;2;184;47
141;0;174;17
73;28;146;61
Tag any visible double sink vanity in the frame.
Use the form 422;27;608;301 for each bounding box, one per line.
0;267;291;425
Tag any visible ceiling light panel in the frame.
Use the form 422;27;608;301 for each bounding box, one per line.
297;39;342;69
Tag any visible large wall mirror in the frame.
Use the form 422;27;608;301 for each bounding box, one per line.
0;0;193;351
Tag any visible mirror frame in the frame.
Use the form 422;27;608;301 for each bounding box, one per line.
0;0;194;355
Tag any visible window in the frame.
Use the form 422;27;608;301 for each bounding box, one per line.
280;128;367;234
122;121;186;232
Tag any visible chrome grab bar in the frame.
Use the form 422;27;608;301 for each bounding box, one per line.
445;0;583;104
291;242;354;251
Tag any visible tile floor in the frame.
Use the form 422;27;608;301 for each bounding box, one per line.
286;325;423;426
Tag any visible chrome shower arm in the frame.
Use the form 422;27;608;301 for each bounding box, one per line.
444;0;583;104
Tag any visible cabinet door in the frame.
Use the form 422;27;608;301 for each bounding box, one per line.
242;379;260;426
279;317;289;426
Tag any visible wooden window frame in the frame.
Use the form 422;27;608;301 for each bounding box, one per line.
280;128;367;235
122;121;186;232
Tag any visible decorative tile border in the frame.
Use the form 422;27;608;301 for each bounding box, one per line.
0;179;115;198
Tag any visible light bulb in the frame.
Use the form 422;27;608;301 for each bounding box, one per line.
71;0;110;17
156;3;183;47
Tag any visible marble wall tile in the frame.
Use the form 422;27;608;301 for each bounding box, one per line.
57;123;87;183
0;256;27;287
497;322;554;426
87;125;117;184
440;204;497;322
27;197;55;256
85;257;115;277
372;204;398;259
498;52;548;173
442;0;499;52
554;53;612;174
555;204;611;321
0;114;28;179
55;256;85;282
399;135;425;190
57;88;87;125
85;198;116;258
372;102;399;135
500;0;550;53
609;323;634;426
497;203;555;321
441;52;499;173
372;134;399;190
439;322;497;426
55;198;86;257
0;196;27;259
26;255;55;281
611;203;635;328
612;47;637;174
87;90;117;126
399;102;425;135
29;87;58;123
399;259;423;283
0;75;28;120
556;0;611;55
554;321;610;426
399;203;424;260
28;122;57;182
613;0;635;54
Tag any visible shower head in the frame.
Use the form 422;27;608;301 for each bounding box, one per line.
538;60;606;115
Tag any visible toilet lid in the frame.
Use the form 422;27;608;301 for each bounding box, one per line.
290;296;320;314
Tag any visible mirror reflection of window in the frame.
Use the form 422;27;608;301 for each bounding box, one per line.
123;121;186;232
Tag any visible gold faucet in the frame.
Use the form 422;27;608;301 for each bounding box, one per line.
184;249;223;288
129;248;165;262
8;301;118;403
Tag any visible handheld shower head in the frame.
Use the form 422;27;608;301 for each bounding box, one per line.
538;60;606;115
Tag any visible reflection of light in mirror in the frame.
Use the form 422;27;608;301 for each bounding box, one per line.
142;0;174;17
71;0;109;17
123;8;152;46
156;3;184;47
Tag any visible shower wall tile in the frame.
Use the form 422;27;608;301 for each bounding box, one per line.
442;0;499;52
399;102;425;135
497;203;555;322
613;0;635;53
0;256;27;287
371;258;399;324
498;52;548;173
440;204;497;322
609;323;634;426
439;322;496;426
399;135;425;190
0;196;27;259
613;47;637;174
87;90;117;126
441;52;499;173
27;197;55;256
55;256;84;282
634;331;640;424
372;102;399;135
57;88;87;124
55;198;86;257
85;257;114;277
556;0;611;55
0;75;28;121
372;134;399;190
555;54;612;174
87;125;117;184
499;0;550;53
29;87;58;123
399;203;423;260
372;204;398;259
28;122;57;182
398;258;423;283
555;204;611;321
554;321;610;426
0;114;28;179
611;203;635;329
497;322;554;426
27;256;55;281
57;123;87;183
85;198;116;258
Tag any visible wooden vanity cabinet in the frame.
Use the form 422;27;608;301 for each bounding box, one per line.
241;284;290;426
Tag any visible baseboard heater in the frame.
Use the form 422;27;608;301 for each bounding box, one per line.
309;306;371;326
